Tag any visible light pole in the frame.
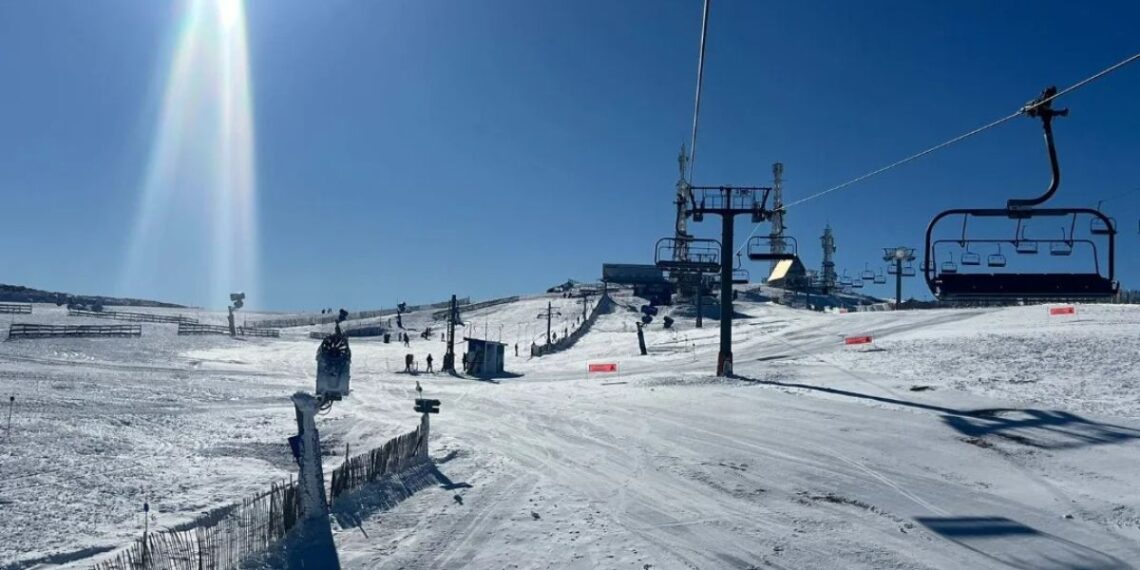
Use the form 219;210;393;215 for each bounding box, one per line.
882;247;916;310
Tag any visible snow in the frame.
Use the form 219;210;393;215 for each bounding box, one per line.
2;296;1139;569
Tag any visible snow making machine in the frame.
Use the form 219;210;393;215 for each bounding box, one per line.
316;309;352;403
924;87;1118;301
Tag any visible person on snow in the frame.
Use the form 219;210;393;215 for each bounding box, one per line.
426;353;434;373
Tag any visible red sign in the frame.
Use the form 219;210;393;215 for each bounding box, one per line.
588;363;618;373
1049;306;1076;316
844;336;873;345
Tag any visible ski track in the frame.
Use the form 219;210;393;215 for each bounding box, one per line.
2;297;1140;569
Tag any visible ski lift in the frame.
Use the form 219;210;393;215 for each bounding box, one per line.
851;278;864;289
873;269;887;284
746;235;799;262
1050;226;1073;256
732;253;750;284
960;247;981;266
838;271;853;287
1090;201;1116;235
941;253;958;274
887;263;898;275
987;245;1007;268
923;87;1117;301
902;262;916;277
860;264;875;281
654;237;721;273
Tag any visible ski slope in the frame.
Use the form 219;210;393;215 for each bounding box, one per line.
2;295;1139;569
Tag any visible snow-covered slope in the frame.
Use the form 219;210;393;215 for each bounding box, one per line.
2;296;1138;569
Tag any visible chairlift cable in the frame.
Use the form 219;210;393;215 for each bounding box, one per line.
733;49;1140;255
687;0;711;183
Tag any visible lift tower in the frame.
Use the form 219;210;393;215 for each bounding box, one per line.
769;163;786;274
686;185;776;376
820;225;837;293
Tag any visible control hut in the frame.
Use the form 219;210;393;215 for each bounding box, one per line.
464;337;506;376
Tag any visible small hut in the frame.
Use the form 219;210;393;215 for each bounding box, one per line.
464;337;506;376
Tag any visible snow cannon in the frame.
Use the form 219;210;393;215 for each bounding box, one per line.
316;329;351;401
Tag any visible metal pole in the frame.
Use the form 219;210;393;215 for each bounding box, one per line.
5;396;12;437
895;258;903;310
546;301;552;345
696;277;704;328
717;213;734;377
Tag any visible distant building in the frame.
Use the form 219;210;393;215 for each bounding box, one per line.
465;337;505;376
767;258;809;289
601;263;674;305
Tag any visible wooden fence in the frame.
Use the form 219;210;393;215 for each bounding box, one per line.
7;323;142;340
91;480;300;570
531;293;613;357
251;297;470;329
430;296;520;320
177;323;280;338
330;416;428;502
68;308;198;324
0;302;32;314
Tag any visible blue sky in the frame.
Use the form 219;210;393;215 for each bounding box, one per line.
0;0;1137;310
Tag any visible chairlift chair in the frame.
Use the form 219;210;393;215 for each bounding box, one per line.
860;264;875;281
654;237;721;273
923;87;1118;301
887;263;898;275
960;248;982;266
940;253;958;274
851;279;864;289
987;245;1008;268
746;235;800;262
873;269;887;284
838;271;853;287
902;263;916;277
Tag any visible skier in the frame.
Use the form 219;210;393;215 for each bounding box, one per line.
461;352;468;372
425;353;434;373
404;353;413;373
514;343;518;357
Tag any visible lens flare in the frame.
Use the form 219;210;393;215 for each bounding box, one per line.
121;0;257;308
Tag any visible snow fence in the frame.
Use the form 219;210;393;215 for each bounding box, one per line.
531;292;614;357
330;414;429;501
7;323;142;340
67;308;199;324
88;417;429;570
91;480;301;570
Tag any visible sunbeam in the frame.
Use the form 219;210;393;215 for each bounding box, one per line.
121;0;258;308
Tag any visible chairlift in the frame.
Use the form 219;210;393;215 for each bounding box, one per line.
746;235;799;262
873;269;887;284
1090;217;1115;235
851;278;864;289
838;271;853;287
654;237;721;273
1049;226;1073;256
901;263;916;277
860;264;875;281
923;88;1117;301
987;245;1007;268
960;248;981;266
940;253;958;274
887;263;898;275
732;268;750;284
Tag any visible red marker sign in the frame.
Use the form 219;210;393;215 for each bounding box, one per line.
1049;306;1076;316
844;335;873;345
588;363;618;373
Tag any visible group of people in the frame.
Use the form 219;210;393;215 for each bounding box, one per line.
405;352;434;373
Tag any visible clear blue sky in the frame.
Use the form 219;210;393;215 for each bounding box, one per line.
1;0;1137;310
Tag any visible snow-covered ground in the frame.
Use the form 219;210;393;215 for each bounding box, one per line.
2;296;1139;569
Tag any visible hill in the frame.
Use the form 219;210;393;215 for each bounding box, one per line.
0;283;185;308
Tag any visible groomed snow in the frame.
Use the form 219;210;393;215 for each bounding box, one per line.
2;295;1139;569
